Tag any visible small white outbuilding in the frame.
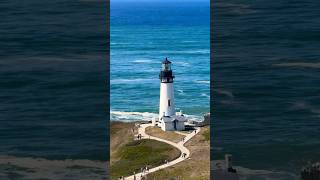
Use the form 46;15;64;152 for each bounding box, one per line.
159;114;187;131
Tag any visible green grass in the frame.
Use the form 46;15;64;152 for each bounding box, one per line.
110;139;180;180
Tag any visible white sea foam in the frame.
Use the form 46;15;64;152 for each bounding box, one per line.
184;114;203;122
175;61;191;67
132;59;154;63
201;93;210;98
177;89;185;95
181;40;198;43
111;110;203;122
194;80;210;84
111;111;158;121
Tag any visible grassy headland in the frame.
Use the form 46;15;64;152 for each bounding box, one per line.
110;122;181;179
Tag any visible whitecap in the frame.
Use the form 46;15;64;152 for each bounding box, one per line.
177;89;185;95
132;59;154;63
201;93;210;98
194;80;210;84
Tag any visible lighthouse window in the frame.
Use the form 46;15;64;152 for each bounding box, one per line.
168;99;171;106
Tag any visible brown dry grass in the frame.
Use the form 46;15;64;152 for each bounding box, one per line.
145;126;185;143
110;121;137;165
146;126;210;180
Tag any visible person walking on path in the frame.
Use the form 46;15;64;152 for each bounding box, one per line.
133;172;136;180
137;134;142;140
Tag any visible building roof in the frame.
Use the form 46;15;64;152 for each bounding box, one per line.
161;115;187;123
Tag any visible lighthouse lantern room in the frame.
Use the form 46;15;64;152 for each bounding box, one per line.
157;58;186;131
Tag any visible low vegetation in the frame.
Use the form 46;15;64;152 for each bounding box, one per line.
110;121;137;164
145;126;185;143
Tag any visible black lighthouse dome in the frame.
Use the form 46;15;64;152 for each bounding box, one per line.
159;57;174;83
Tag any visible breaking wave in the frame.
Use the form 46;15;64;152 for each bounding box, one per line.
132;59;154;63
201;93;210;98
111;111;158;121
111;110;203;122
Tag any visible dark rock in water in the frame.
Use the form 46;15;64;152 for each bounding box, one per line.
194;113;210;127
211;157;239;180
301;162;320;180
212;169;239;180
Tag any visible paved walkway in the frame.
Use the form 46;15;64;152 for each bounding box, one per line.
124;123;200;180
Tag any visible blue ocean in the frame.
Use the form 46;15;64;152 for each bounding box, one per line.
0;0;108;178
213;0;320;179
110;1;210;122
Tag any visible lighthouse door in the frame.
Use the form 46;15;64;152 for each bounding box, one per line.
173;119;177;130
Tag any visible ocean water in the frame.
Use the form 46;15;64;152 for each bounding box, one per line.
110;1;210;121
0;0;108;178
213;0;320;179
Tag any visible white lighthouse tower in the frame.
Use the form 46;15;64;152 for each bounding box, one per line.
158;58;186;131
159;58;175;118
